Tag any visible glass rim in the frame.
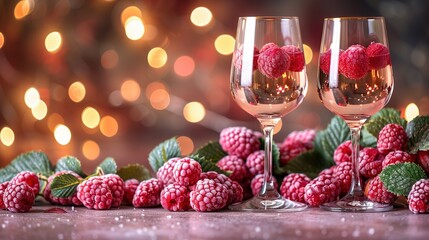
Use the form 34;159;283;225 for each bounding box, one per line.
238;16;299;20
324;16;385;21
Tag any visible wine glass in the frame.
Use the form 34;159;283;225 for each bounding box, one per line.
229;16;308;211
317;17;394;212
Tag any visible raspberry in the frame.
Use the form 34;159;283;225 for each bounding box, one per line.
359;147;384;178
156;157;180;186
304;174;340;207
280;173;311;203
417;151;429;174
77;176;113;210
333;140;352;165
246;150;264;177
230;180;244;204
279;141;308;166
250;174;278;196
366;42;390;69
377;124;407;154
160;183;191;211
382;150;413;168
0;181;9;210
408;179;429;214
216;155;248;182
173;157;202;186
319;49;344;75
260;42;277;53
190;179;229;212
233;46;259;71
364;176;397;204
3;182;35;212
132;178;163;208
257;43;290;78
219;126;261;159
102;174;124;208
10;171;40;195
339;44;369;79
123;179;139;205
282;129;316;148
281;45;305;72
318;165;337;177
43;171;83;206
333;162;352;195
199;171;235;204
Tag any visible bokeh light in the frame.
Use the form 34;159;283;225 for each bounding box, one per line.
120;79;141;102
45;31;62;53
174;56;195;77
101;49;119;69
82;140;100;160
183;101;205;123
0;127;15;147
303;44;313;65
82;107;101;129
0;32;4;49
125;16;145;40
54;124;71;145
274;119;283;134
145;82;166;98
190;7;212;27
214;34;235;55
149;89;170;110
148;47;167;68
24;87;40;109
405;103;419;122
121;6;142;25
177;136;194;155
68;81;86;103
31;100;48;120
100;115;119;137
47;113;65;132
14;0;34;20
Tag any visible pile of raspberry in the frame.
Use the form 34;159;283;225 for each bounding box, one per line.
1;171;39;212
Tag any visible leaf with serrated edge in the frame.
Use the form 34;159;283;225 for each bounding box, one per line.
365;108;407;138
406;116;429;154
117;164;151;181
55;156;86;177
190;141;227;163
191;154;228;175
50;173;81;198
148;137;181;173
0;151;53;183
279;150;331;179
315;116;349;164
379;162;427;197
97;157;117;175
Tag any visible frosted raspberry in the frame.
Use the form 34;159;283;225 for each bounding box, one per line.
280;173;311;203
160;183;191;211
257;44;290;78
281;45;305;72
339;44;369;79
282;129;316;148
366;42;390;69
417;151;429;174
123;179;139;205
102;174;124;208
382;150;414;168
408;179;429;214
3;182;35;212
0;181;9;210
246;150;264;177
318;165;337;177
156;157;180;186
132;178;163;208
230;180;244;204
279;141;308;165
219;127;261;159
260;42;277;53
199;171;236;204
334;162;352;195
319;49;344;75
304;174;340;207
216;155;248;182
173;157;202;186
190;179;229;212
77;176;113;210
250;174;278;196
333;140;352;165
377;124;407;154
233;46;259;71
43;171;83;206
10;171;40;195
364;176;397;204
359;147;384;178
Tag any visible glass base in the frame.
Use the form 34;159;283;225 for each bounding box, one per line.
228;194;307;212
321;194;393;212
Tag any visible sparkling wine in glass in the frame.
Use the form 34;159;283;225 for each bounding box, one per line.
229;16;308;211
317;17;394;212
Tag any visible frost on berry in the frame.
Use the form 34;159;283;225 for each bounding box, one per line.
3;182;35;213
230;180;244;204
417;151;429;174
103;174;125;208
157;157;180;186
364;176;397;204
160;183;191;212
173;157;202;186
190;179;229;212
216;155;248;183
333;140;352;165
133;178;163;208
318;165;337;177
257;44;290;78
77;177;113;210
334;162;352;195
366;42;390;69
339;44;369;79
359;147;384;179
279;129;316;165
282;129;316;148
233;45;259;71
319;49;344;75
0;181;10;210
304;174;340;207
123;179;140;205
377;123;408;154
10;171;40;195
382;150;413;168
246;150;264;178
44;171;83;206
280;173;311;203
250;174;278;196
281;45;305;72
219;126;261;159
408;179;429;214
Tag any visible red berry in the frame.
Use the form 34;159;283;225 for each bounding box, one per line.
132;178;163;208
364;176;397;204
77;176;113;210
43;171;83;206
382;150;413;168
0;181;10;210
319;49;344;75
219;127;261;159
333;140;352;165
318;165;337;177
156;157;180;186
250;174;278;196
230;180;244;204
281;45;305;72
233;46;259;71
260;42;277;53
102;174;125;208
377;124;407;154
257;44;290;78
282;129;316;148
10;171;40;195
339;44;370;79
280;173;311;203
160;183;191;211
3;182;35;212
199;171;239;204
279;141;308;166
304;174;340;207
216;155;248;182
359;147;384;178
123;179;139;205
246;150;264;178
408;179;429;214
334;162;352;195
173;157;202;186
190;179;229;212
366;42;390;69
417;151;429;174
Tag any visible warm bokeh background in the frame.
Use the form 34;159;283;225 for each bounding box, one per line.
0;0;428;173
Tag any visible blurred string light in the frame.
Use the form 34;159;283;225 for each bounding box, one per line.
177;136;194;155
214;34;235;55
14;0;34;20
405;103;419;121
100;115;118;137
174;56;195;77
68;81;86;103
31;100;48;120
101;49;119;69
120;79;141;102
190;7;212;27
149;89;170;110
82;140;100;160
120;6;142;25
125;16;145;40
45;31;62;53
147;47;167;68
183;101;205;123
274;119;283;134
24;87;40;109
47;113;64;132
54;124;71;145
303;44;313;64
0;32;4;49
0;127;15;146
82;107;100;129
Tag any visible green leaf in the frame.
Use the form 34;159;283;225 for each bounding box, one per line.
190;141;227;163
50;173;82;198
55;156;86;177
365;108;407;138
0;151;53;183
314;116;349;164
406;116;429;154
379;162;427;197
117;164;151;181
191;154;228;175
148;137;181;173
360;127;377;148
278;150;332;179
96;157;117;175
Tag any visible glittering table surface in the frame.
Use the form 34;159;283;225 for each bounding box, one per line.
0;204;428;240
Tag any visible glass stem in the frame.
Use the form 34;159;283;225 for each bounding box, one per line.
348;125;363;197
259;123;278;197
